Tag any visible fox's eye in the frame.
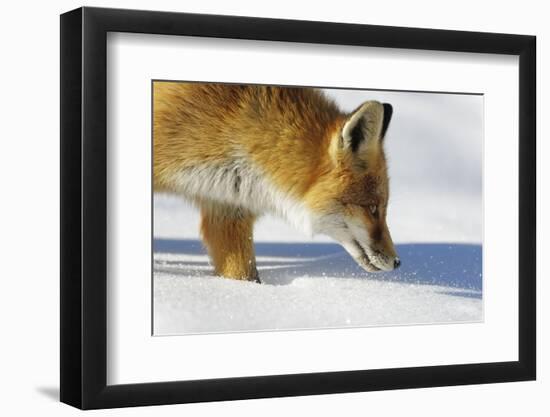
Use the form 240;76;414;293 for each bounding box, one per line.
368;205;378;216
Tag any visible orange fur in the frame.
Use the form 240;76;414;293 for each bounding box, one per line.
200;204;258;281
153;82;342;196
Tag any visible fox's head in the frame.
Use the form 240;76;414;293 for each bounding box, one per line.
307;100;399;272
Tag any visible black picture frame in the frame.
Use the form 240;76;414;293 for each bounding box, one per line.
60;6;536;410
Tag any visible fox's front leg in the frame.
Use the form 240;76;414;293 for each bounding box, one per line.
200;203;259;282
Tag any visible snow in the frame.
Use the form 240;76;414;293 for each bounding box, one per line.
153;89;484;335
154;236;481;334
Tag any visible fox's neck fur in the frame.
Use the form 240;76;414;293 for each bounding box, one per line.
154;84;347;234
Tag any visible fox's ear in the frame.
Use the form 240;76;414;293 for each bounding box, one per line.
339;101;393;154
380;103;393;138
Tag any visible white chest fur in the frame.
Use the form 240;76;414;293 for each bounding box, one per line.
170;160;314;236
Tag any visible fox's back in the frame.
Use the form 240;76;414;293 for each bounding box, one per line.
153;83;343;197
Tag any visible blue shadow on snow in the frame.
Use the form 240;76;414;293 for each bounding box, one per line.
154;239;482;296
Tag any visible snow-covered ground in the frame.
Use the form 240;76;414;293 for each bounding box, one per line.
153;88;483;335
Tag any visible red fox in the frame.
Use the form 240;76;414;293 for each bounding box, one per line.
153;82;399;282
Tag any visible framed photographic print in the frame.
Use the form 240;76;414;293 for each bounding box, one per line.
60;6;536;409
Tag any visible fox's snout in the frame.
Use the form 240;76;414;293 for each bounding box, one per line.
364;244;401;272
346;237;400;273
366;227;400;271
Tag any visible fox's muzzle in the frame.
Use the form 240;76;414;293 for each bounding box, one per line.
342;237;399;272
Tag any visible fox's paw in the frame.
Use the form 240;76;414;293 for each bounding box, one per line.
216;266;261;283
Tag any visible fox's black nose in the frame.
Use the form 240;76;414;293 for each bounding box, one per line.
394;258;401;269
